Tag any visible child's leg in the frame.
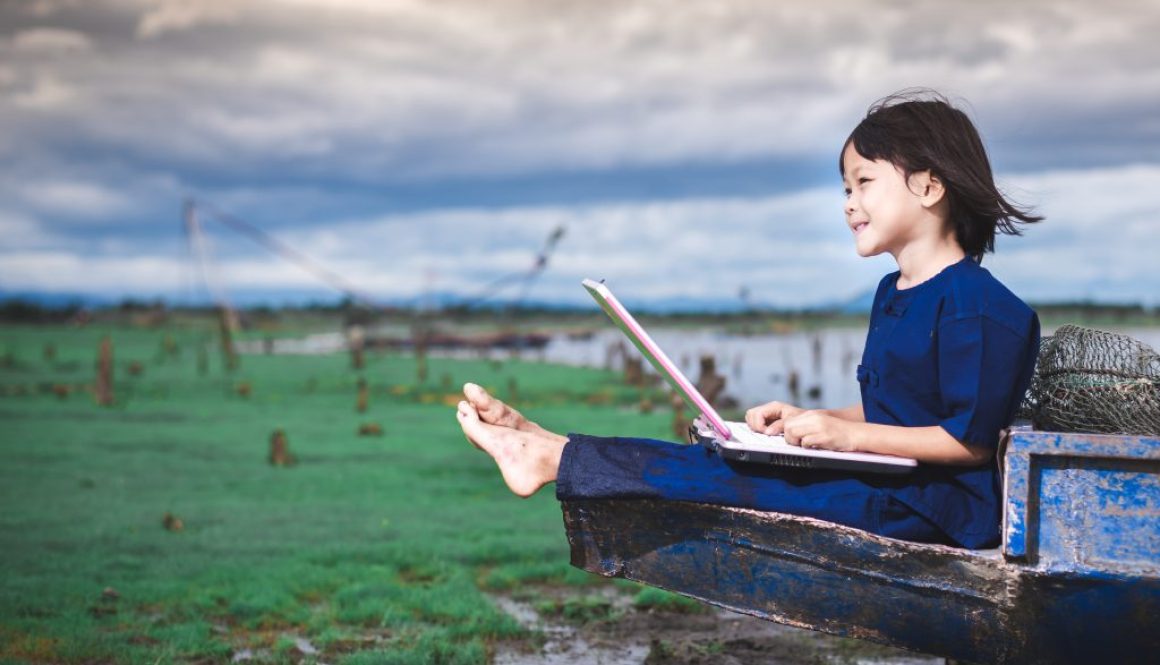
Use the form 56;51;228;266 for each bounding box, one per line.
457;384;949;544
557;434;948;543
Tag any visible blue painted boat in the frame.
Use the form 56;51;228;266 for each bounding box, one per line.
561;430;1160;664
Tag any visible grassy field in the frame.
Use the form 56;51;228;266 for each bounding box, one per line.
0;323;680;664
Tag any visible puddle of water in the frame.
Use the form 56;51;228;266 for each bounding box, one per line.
488;587;944;665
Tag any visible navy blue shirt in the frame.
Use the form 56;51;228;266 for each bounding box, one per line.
858;257;1040;548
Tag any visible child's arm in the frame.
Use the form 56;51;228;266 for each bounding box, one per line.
782;412;993;466
848;422;992;465
822;403;864;422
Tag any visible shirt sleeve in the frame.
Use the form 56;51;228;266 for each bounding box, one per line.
937;314;1035;448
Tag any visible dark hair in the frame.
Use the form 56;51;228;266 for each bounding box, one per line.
839;89;1042;259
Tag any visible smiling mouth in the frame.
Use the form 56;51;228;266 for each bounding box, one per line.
852;222;868;234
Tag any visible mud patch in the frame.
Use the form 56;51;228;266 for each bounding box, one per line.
489;586;943;665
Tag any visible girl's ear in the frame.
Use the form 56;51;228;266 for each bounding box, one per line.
910;170;947;208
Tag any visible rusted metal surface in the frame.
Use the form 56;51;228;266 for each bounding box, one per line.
562;432;1160;664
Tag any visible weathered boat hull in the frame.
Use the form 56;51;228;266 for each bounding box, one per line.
561;431;1160;664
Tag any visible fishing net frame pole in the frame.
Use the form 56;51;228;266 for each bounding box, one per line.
184;198;386;313
459;225;567;311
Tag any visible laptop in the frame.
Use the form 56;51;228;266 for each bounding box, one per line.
582;278;917;475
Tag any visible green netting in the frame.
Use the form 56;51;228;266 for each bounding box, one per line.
1020;324;1160;436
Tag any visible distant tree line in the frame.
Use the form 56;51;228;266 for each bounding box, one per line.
0;299;84;324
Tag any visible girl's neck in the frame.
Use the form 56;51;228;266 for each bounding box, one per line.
893;235;966;290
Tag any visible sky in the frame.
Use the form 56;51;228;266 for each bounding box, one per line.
1;0;1158;309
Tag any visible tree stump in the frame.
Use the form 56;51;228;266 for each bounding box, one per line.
268;429;295;466
671;393;691;440
415;336;429;384
624;357;644;387
162;512;184;532
356;377;368;413
95;336;114;406
217;308;239;372
357;422;383;437
196;342;209;377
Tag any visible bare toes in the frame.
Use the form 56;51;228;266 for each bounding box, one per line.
465;382;519;427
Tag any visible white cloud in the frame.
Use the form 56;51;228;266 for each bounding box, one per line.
21;0;84;18
3;178;136;220
0;211;64;248
7;73;76;109
136;0;239;39
988;164;1160;304
10;28;92;53
0;252;181;292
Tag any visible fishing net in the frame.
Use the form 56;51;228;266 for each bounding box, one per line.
1020;325;1160;436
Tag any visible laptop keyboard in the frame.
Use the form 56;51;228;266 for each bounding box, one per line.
726;421;790;448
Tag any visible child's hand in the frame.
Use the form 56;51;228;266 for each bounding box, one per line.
744;401;804;435
782;411;857;452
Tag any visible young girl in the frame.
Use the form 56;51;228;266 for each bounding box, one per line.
455;91;1042;549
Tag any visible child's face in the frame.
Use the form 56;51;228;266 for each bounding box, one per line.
841;143;933;259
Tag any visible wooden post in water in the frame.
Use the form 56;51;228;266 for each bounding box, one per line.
217;307;238;372
95;336;114;406
695;355;726;409
812;333;823;375
348;325;365;370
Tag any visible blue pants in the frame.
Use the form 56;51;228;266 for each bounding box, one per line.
556;434;951;545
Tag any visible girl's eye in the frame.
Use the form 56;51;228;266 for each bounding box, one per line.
859;177;872;185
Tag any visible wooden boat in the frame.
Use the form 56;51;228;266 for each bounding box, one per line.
561;430;1160;664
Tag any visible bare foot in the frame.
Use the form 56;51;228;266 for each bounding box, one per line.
457;400;564;497
463;382;563;441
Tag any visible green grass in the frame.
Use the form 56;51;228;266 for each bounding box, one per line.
0;323;675;663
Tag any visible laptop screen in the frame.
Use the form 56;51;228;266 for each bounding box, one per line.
582;279;732;440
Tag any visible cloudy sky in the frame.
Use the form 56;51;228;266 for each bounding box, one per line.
1;0;1158;309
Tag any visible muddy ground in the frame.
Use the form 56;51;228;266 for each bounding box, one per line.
491;586;941;665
